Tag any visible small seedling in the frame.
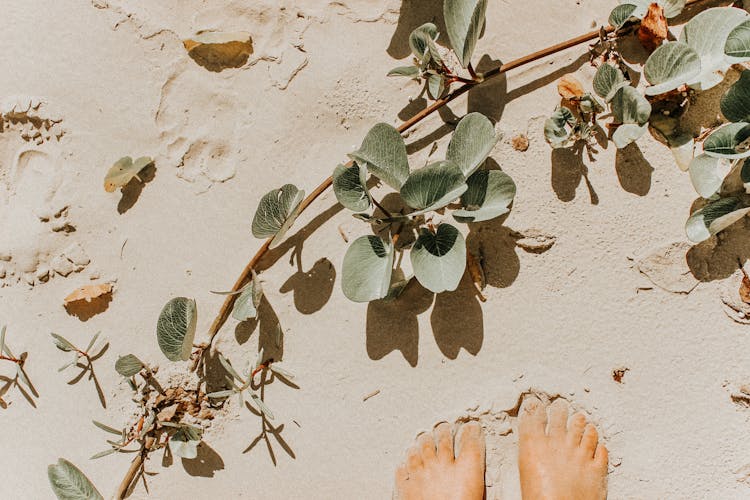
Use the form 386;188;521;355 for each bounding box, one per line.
0;325;36;408
51;332;109;407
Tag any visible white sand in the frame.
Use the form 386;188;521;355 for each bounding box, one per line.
2;0;750;498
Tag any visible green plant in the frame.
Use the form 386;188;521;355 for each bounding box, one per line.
0;325;35;408
51;332;109;407
544;2;750;243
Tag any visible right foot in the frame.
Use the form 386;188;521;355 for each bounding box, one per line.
518;396;608;500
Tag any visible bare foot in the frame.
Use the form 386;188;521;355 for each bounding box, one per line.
518;396;608;500
395;421;485;500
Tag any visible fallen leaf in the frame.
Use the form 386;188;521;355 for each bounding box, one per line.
104;156;152;193
740;267;750;304
557;74;585;100
183;32;253;72
64;283;113;305
157;403;179;423
638;3;668;52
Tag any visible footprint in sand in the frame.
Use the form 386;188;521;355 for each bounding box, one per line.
0;98;91;287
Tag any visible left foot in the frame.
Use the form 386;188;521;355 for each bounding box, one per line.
394;421;486;500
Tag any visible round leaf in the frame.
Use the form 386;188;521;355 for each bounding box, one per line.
349;123;409;190
544;107;576;148
444;0;488;67
725;20;750;61
643;41;701;96
156;297;197;362
679;7;749;90
341;236;394;302
169;426;202;460
721;69;750;123
612;123;648;149
251;184;305;247
688;154;733;199
104;156;152;193
48;458;103;500
409;23;440;63
115;354;144;377
399;161;468;214
610;86;651;125
446;112;497;177
686;196;750;242
232;271;263;321
453;169;516;223
593;63;627;102
411;224;467;293
333;163;371;212
609;4;638;29
427;73;446;99
703;122;750;159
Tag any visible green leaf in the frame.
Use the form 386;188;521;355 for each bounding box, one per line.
341;236;394;303
679;7;749;90
90;449;118;460
400;161;468;214
612;123;649;149
0;325;6;353
689;154;733;198
444;0;488;67
411;224;467;293
409;23;440;63
686;196;750;242
48;458;103;500
115;354;144;377
51;333;76;352
156;297;197;362
169;426;202;460
610;86;651;125
207;389;236;398
349;123;409;190
593;63;627;102
609;4;638;29
618;0;686;19
427;73;445;99
726;20;750;61
544;107;576;148
703;122;750;159
104;156;152;193
231;270;263;321
333;162;370;212
643;42;701;96
453;170;516;223
250;392;275;419
446;112;497;177
251;184;305;247
387;66;420;78
92;420;122;435
721;70;750;123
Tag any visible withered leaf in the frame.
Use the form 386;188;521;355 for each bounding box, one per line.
64;283;113;305
638;3;668;53
740;268;750;304
557;74;585;100
183;32;253;72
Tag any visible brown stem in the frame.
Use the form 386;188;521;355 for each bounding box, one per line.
0;355;21;364
203;0;713;351
116;451;144;499
371;197;393;218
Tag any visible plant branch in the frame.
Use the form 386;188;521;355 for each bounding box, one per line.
203;0;713;352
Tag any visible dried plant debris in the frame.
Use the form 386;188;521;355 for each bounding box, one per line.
638;3;668;52
511;134;529;152
722;266;750;324
636;242;698;294
104;156;153;193
63;283;114;320
612;366;629;384
511;228;557;253
183;32;254;72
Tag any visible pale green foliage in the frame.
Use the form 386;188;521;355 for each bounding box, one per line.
48;458;103;500
609;85;651;148
722;70;750;123
725;20;750;61
400;161;468;214
114;354;144;377
104;156;152;193
453;170;516;223
686;197;750;242
409;23;441;65
609;0;686;29
688;154;732;199
593;63;628;102
643;42;701;95
609;4;638;29
444;0;487;67
349;123;409;189
341;236;394;302
544;107;578;149
446;112;497;177
169;425;203;459
232;270;263;321
411;224;466;293
333;162;371;212
156;297;197;362
207;351;279;420
703;122;750;159
251;184;305;247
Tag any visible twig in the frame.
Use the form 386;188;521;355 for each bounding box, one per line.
203;0;713;353
116;451;144;499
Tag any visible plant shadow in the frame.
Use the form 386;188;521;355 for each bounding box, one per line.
279;257;336;315
615;142;653;196
118;163;157;214
181;441;225;478
387;0;447;59
687;219;750;282
550;143;600;204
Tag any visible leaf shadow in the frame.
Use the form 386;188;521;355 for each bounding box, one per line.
615;142;653;196
430;273;484;358
118;163;157;214
550;144;599;204
687;218;750;282
64;294;113;322
279;257;336;315
181;441;225;478
242;371;296;465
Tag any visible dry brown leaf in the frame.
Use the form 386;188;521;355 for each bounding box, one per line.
157;403;179;423
183;32;253;72
638;3;668;53
740;268;750;304
466;251;487;302
557;74;585;100
63;283;113;305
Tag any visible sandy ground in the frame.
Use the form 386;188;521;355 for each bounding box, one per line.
2;0;750;498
